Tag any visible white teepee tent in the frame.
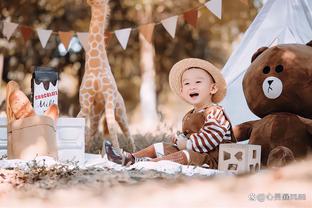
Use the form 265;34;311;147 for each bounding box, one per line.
221;0;312;125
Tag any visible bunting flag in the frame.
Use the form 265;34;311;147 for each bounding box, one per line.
205;0;222;19
139;23;155;43
37;29;52;48
2;21;18;40
76;32;89;51
0;0;249;51
183;9;198;28
161;16;178;39
114;28;132;50
58;31;74;50
20;26;33;42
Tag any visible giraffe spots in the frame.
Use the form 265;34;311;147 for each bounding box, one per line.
97;15;104;21
89;90;95;96
88;96;94;104
89;58;100;67
92;42;97;48
96;34;103;42
89;35;95;42
90;49;99;57
93;10;101;16
80;89;89;94
92;26;99;33
94;80;100;91
95;34;104;42
85;80;92;87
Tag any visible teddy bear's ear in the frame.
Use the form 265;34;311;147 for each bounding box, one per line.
306;40;312;47
251;47;269;63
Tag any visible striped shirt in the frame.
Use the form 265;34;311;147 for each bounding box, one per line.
185;106;232;153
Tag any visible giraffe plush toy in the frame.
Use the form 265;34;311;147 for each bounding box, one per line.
78;0;135;151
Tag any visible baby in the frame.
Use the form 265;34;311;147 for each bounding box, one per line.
105;58;236;168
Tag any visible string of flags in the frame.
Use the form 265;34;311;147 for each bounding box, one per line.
0;0;248;51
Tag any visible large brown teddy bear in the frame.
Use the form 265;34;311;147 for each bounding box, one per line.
234;41;312;167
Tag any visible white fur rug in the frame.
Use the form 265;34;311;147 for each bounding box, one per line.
0;154;232;177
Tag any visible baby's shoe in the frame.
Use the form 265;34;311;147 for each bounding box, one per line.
105;140;151;166
105;140;135;166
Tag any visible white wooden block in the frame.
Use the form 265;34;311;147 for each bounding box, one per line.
0;117;85;165
56;118;85;165
218;143;261;174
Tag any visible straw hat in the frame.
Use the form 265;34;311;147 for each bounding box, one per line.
169;58;227;103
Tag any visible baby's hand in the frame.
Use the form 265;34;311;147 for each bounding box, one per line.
174;132;188;150
171;131;186;144
176;138;187;150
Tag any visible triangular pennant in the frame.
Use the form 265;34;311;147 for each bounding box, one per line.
161;16;178;39
183;9;198;28
139;23;155;43
104;31;112;45
37;29;52;48
77;32;89;51
2;21;18;40
20;26;33;42
58;31;74;50
205;0;222;19
240;0;249;6
114;28;131;50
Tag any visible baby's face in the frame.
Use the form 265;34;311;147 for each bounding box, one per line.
180;68;216;107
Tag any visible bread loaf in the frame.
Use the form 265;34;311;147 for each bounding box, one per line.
9;90;35;119
6;80;59;123
6;81;20;122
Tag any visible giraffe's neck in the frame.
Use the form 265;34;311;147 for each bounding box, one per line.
90;6;107;35
86;5;112;76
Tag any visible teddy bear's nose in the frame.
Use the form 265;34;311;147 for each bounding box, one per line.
268;80;273;85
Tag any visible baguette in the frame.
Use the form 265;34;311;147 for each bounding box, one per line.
6;81;20;122
9;90;35;119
